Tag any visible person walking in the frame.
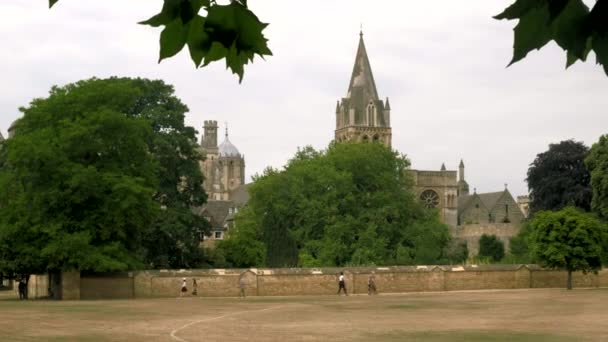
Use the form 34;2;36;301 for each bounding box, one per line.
192;278;198;296
180;278;188;297
337;271;348;296
18;280;26;300
368;274;377;295
239;276;246;298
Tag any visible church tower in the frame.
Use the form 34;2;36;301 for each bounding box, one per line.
199;122;245;201
335;31;391;146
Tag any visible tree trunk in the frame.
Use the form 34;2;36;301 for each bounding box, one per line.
567;270;573;290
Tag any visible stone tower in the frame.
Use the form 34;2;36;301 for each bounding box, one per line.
335;31;392;146
199;122;245;201
457;159;470;196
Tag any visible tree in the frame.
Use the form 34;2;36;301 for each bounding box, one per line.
495;0;608;76
478;234;505;262
529;207;607;289
216;206;266;268
526;140;591;214
223;142;451;268
48;0;271;82
585;134;608;221
0;77;209;281
509;222;533;263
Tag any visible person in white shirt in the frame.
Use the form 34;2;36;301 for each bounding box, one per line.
180;278;188;297
337;271;348;295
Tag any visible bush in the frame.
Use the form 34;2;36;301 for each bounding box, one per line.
478;234;505;262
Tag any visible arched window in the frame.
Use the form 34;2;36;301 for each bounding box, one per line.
373;134;380;143
362;135;369;142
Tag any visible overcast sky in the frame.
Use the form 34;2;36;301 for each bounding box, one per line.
1;1;607;197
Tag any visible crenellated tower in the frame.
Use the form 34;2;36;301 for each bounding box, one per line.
335;31;391;146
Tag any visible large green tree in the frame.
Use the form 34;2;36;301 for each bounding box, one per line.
220;142;451;268
529;207;607;289
526;140;592;214
585;134;608;221
0;77;209;281
496;0;608;76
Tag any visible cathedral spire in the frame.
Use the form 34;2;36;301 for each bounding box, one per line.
347;30;379;100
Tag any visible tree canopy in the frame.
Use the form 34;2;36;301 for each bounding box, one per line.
0;77;209;279
585;134;608;221
49;0;271;82
218;142;452;268
526;140;591;214
495;0;608;76
529;206;607;289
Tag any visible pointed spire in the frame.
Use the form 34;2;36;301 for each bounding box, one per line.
347;30;379;100
384;97;390;110
459;159;464;168
440;163;446;171
335;100;340;113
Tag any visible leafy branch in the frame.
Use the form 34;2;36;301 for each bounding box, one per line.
49;0;272;82
495;0;608;75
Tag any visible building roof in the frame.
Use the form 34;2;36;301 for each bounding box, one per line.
347;31;379;101
458;190;509;214
230;183;250;207
200;200;232;230
218;128;240;157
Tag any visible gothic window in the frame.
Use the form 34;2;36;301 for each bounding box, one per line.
420;190;440;209
362;135;369;142
373;134;380;143
367;102;375;126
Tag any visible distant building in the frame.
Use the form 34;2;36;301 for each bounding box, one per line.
197;121;248;245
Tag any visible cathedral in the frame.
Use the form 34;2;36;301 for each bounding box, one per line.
199;31;526;246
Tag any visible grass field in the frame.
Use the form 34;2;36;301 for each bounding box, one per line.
1;288;607;341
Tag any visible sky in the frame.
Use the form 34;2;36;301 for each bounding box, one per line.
1;1;607;198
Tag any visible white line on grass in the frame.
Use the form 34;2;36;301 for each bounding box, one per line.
170;305;283;342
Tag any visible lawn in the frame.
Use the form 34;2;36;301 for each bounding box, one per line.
0;288;606;341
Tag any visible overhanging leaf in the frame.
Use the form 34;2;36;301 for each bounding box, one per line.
49;0;59;8
159;19;190;62
494;0;540;20
592;33;608;76
187;15;209;67
509;3;552;66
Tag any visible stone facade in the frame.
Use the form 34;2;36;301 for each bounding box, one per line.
409;169;459;227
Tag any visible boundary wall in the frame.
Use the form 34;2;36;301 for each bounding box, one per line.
22;265;608;300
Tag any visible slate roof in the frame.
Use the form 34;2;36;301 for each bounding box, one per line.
478;191;506;210
230;184;250;207
200;200;232;231
458;190;510;213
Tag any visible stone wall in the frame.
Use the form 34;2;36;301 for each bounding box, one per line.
450;223;521;256
20;265;608;300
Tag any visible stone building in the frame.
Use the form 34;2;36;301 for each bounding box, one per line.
197;121;248;244
333;31;525;233
199;121;245;201
517;195;530;218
